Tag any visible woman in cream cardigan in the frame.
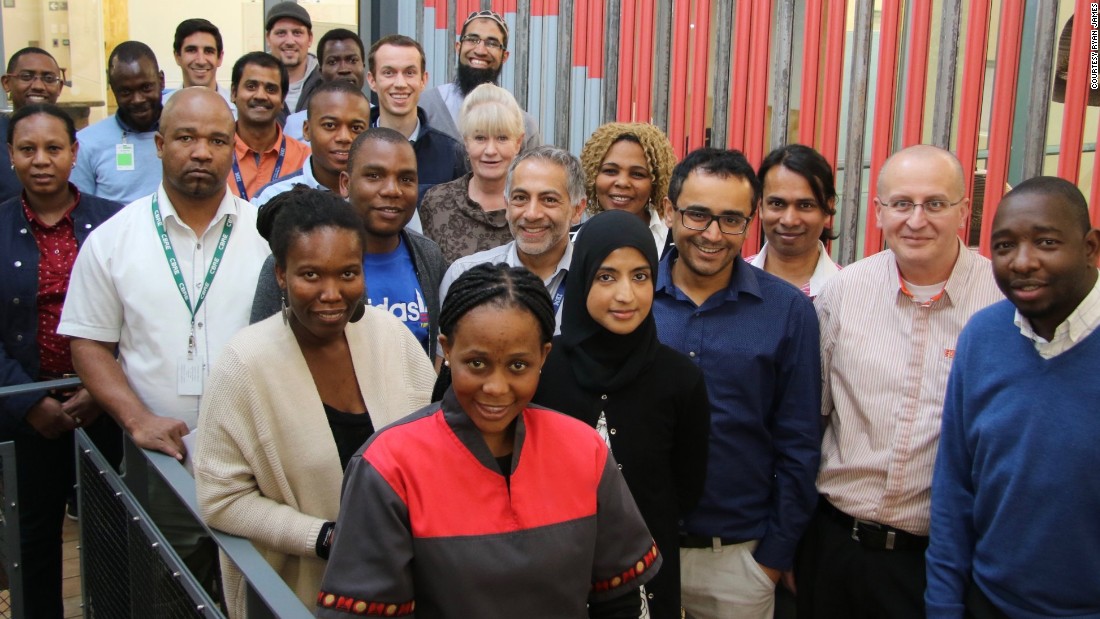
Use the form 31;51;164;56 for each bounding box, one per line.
194;189;435;617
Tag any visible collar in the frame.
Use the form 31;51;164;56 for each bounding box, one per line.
751;241;841;297
370;106;426;141
440;388;526;475
301;155;326;190
656;247;763;303
235;122;287;157
505;239;574;286
888;238;976;307
1013;268;1100;346
21;184;81;228
114;113;158;135
155;184;239;233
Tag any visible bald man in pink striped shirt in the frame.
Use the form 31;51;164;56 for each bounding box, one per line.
795;145;1002;619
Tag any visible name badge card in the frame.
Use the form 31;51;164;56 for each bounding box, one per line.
177;357;204;396
115;143;135;171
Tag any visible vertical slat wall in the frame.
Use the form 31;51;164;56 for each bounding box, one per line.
395;0;1098;261
979;3;1025;256
863;0;902;257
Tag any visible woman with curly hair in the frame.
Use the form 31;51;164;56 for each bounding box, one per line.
580;122;677;255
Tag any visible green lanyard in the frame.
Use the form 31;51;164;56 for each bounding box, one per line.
151;193;233;356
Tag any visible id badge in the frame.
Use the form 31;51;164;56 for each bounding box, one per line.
177;357;204;396
115;143;135;171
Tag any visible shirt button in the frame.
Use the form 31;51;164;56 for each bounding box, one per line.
689;351;696;358
600;394;607;400
609;428;617;435
12;298;19;305
18;228;27;234
196;321;204;328
15;334;22;342
617;463;623;470
85;223;92;229
196;243;202;250
13;261;21;267
647;593;654;599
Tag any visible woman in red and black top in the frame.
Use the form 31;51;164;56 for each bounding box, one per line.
0;103;122;619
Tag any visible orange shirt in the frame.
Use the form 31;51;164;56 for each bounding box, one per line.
229;124;310;202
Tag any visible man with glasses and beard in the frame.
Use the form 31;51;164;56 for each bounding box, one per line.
420;10;541;151
72;41;166;204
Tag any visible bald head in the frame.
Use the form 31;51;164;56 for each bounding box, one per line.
162;86;234;134
877;145;965;199
156;87;236;204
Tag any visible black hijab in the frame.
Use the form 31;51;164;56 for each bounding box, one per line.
560;209;661;392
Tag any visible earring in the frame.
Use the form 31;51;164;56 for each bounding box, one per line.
349;299;366;323
443;358;450;367
280;291;290;325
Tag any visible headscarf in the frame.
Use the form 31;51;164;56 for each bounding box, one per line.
560;209;660;392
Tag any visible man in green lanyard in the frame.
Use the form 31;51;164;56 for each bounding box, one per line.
59;87;273;593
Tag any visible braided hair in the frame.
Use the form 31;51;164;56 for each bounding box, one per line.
432;263;555;400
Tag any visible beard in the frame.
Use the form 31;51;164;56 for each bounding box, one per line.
455;62;502;96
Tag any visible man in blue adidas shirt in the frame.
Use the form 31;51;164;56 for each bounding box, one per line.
250;128;445;362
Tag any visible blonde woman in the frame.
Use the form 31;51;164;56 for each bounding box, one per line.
418;83;524;263
579;122;677;255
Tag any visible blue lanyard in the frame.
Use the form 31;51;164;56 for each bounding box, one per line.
551;273;567;315
231;137;286;201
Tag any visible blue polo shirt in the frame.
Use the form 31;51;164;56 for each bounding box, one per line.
652;249;822;570
72;115;162;204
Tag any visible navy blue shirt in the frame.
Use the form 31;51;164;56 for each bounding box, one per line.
0;115;21;203
652;249;822;570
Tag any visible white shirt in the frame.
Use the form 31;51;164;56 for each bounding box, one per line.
283;109;308;141
747;241;841;298
58;186;271;429
1014;269;1100;359
252;155;325;207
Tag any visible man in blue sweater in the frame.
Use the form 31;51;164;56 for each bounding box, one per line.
927;176;1100;618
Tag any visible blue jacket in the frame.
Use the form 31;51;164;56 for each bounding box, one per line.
0;115;20;203
0;189;122;438
369;107;470;204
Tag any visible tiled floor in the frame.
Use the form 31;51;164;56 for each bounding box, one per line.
0;517;81;618
62;516;82;618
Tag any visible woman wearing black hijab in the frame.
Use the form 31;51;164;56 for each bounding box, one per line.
534;209;710;619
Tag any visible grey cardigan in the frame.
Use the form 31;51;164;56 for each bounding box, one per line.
250;229;448;362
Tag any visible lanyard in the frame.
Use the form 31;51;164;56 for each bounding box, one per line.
551;273;567;315
152;193;233;354
231;137;286;201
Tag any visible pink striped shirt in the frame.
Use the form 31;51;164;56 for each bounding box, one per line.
814;241;1002;535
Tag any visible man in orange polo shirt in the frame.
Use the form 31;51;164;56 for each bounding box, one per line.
228;51;310;202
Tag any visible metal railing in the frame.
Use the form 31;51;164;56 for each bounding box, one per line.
0;441;23;619
0;379;312;618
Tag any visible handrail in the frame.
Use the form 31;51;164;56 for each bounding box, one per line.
0;379;312;618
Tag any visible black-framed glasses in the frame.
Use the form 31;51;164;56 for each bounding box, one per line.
674;207;752;235
6;70;64;85
459;34;505;50
875;197;966;215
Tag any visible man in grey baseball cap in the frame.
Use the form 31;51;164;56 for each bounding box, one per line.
265;1;320;124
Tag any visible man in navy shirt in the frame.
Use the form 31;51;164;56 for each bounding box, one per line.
652;148;821;619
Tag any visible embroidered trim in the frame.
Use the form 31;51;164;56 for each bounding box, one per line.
316;591;415;616
591;541;660;593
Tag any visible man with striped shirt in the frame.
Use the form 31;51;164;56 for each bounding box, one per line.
797;145;1002;618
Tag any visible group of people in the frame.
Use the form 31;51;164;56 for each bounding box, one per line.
1;5;1098;619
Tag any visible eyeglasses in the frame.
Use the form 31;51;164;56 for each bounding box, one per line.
674;207;752;235
459;34;505;51
876;197;966;215
6;71;63;85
